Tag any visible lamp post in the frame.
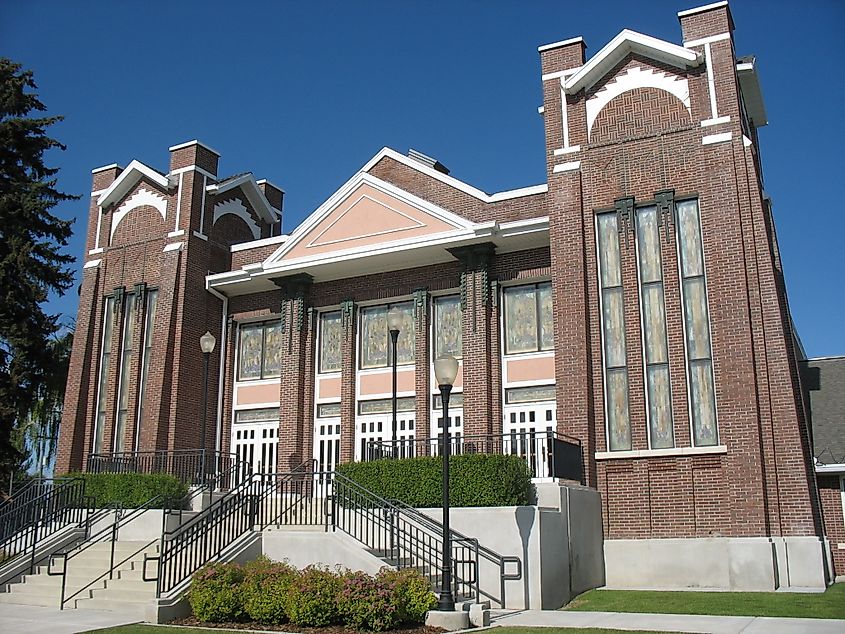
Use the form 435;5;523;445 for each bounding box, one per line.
434;354;459;611
387;307;402;459
199;330;216;483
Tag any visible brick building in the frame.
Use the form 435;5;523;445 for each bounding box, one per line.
56;2;837;589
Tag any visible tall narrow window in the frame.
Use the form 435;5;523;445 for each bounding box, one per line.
113;293;137;452
597;213;631;451
677;199;718;446
135;289;158;449
636;206;674;449
319;311;342;373
93;296;116;453
434;295;462;359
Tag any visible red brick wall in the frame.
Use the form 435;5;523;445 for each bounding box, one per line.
818;476;844;576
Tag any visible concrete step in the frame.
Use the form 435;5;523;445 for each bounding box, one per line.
75;597;150;616
0;589;81;607
89;585;155;602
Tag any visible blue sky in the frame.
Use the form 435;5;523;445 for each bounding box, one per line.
3;0;843;357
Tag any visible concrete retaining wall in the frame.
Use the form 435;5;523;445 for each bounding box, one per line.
604;536;830;591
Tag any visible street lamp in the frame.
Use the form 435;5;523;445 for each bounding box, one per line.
199;331;216;483
434;354;459;611
387;307;403;458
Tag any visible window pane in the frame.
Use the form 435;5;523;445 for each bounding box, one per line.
683;278;711;360
606;368;631;451
434;296;462;358
505;385;556;404
647;365;674;449
137;290;158;441
319;312;342;373
394;302;416;365
538;283;554;350
602;287;626;368
114;294;137;452
262;322;283;378
636;206;662;283
94;296;116;453
597;213;622;287
235;407;279;424
504;286;538;354
642;284;668;364
238;324;264;380
361;306;388;369
317;402;342;418
677;199;704;278
690;360;718;446
358;397;415;415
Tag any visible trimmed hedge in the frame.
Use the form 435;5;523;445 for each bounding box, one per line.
189;560;436;631
336;453;534;507
62;472;188;508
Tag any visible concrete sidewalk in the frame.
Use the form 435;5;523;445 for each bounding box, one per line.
0;603;140;633
491;608;845;633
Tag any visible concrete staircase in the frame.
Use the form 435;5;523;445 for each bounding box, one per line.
0;541;159;617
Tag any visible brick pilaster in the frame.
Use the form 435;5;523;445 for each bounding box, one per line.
339;300;357;463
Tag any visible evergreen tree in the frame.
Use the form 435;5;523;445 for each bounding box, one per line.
0;58;77;479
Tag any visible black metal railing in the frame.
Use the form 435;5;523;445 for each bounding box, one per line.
87;449;249;489
364;431;584;483
0;478;90;579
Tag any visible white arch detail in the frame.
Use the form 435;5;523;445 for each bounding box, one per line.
110;188;168;241
586;66;691;140
213;197;261;240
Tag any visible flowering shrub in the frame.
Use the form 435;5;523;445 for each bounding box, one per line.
336;571;400;631
377;568;438;624
241;556;298;625
188;562;246;622
285;565;343;627
188;560;435;630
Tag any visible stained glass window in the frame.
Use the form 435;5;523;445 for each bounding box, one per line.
93;296;116;453
360;302;415;369
636;206;674;449
597;212;631;451
677;199;718;446
114;293;137;452
319;311;342;373
237;320;283;381
136;289;158;445
434;295;462;359
358;397;415;415
503;282;553;355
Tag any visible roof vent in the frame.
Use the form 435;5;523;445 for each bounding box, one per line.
408;149;450;175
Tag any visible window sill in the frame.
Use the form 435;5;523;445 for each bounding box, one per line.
595;445;727;460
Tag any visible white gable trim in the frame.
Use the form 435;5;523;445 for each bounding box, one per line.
97;160;170;209
362;147;547;204
564;29;702;95
264;172;473;266
110;188;168;241
213;198;261;240
207;174;278;224
586;66;691;138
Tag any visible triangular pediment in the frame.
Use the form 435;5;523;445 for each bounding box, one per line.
265;173;472;265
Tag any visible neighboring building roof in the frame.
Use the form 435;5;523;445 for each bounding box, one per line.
801;356;845;470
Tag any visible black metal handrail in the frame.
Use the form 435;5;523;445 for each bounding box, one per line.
365;430;584;483
0;478;89;580
86;448;250;489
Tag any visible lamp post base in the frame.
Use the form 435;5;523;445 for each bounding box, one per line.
425;610;469;631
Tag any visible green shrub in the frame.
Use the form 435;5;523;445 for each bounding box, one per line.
285;565;343;627
241;556;297;625
61;472;188;508
336;570;400;631
336;454;534;507
377;568;437;624
188;562;245;622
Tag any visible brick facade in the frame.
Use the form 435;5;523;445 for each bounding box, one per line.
58;3;837;584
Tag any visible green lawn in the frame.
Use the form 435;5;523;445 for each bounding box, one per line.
564;583;845;620
84;628;678;634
